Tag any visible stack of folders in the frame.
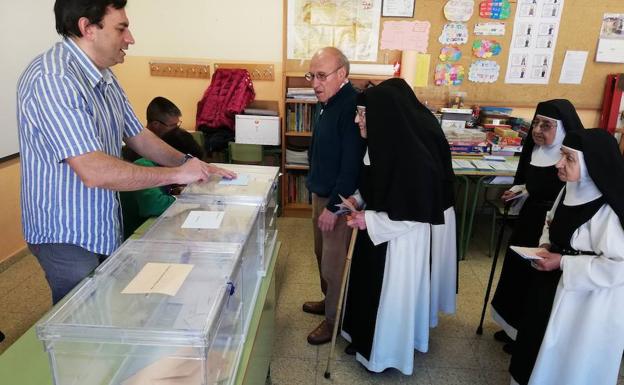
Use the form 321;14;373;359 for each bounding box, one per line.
286;88;317;101
286;149;308;165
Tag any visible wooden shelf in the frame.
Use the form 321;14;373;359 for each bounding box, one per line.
286;99;318;104
285;131;312;137
285;164;309;170
283;203;312;217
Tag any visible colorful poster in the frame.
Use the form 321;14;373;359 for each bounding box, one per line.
444;0;475;22
472;39;501;58
380;20;431;52
439;22;469;45
468;60;500;83
434;63;465;85
474;22;506;36
439;46;462;62
287;0;382;61
504;0;564;84
479;0;511;19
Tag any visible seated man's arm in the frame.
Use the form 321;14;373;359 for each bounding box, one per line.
124;128;186;167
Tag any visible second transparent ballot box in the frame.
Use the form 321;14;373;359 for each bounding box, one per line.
36;240;245;385
140;198;262;327
182;163;279;273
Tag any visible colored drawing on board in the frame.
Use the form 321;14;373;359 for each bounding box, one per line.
444;0;475;22
468;60;500;83
434;63;465;86
479;0;510;20
439;46;462;62
439;22;469;45
474;22;505;36
472;39;502;58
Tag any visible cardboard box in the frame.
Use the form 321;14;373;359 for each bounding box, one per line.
235;115;280;145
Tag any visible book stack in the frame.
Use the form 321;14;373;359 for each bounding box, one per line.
286;103;319;132
287;174;311;204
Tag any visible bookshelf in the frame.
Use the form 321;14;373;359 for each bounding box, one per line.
280;71;390;217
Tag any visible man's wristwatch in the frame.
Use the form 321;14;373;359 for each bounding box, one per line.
181;153;194;165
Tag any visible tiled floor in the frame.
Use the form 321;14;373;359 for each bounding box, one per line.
1;217;623;384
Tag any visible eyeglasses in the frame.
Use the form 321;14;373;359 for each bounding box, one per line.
304;65;343;82
155;119;182;130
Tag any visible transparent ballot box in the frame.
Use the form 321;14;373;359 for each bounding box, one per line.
182;163;279;273
36;240;245;385
140;198;262;330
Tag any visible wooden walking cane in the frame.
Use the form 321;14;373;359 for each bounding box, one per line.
324;226;358;379
476;201;511;335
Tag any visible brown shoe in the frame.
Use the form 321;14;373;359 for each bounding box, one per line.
302;299;325;315
307;320;333;345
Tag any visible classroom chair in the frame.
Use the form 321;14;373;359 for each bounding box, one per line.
228;142;263;164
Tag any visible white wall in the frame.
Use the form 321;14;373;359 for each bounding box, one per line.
125;0;283;61
0;0;59;158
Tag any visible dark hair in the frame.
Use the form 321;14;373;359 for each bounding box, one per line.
54;0;127;38
146;97;182;124
161;129;204;159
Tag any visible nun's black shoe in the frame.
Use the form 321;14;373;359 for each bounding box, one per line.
503;342;515;355
494;330;513;344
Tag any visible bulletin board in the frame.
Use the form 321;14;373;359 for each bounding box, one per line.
283;0;624;109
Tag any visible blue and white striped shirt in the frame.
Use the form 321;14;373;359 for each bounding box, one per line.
17;39;143;255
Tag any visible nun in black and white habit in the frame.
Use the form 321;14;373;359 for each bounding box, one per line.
340;78;455;374
490;100;583;343
510;128;624;385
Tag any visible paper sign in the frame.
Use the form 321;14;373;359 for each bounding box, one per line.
510;246;546;260
439;23;469;45
218;174;250;186
444;0;475;22
434;63;465;86
122;263;194;296
181;211;224;229
559;51;588;84
380;21;430;52
472;39;502;58
596;13;624;63
439;46;462;62
474;22;505;36
414;54;431;87
468;60;500;83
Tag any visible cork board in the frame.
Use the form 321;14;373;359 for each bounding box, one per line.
283;0;624;109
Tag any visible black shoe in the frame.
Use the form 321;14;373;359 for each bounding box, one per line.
345;343;357;355
503;342;514;355
494;330;513;344
0;331;4;343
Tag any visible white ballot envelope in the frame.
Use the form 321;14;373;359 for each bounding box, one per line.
510;246;545;260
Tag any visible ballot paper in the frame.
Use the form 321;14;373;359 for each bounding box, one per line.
510;246;545;260
181;211;224;229
218;174;249;186
452;159;475;169
122;263;194;296
471;160;495;170
335;194;357;216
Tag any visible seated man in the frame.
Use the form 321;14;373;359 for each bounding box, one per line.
123;96;202;161
120;128;204;239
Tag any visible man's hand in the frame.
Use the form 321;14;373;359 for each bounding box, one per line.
175;159;237;185
318;208;338;232
501;190;517;201
346;210;366;230
532;249;562;271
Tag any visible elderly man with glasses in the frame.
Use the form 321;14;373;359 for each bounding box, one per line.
303;47;365;345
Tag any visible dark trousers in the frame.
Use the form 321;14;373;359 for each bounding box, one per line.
28;243;107;304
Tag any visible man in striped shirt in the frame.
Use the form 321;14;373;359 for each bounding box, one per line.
17;0;234;304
